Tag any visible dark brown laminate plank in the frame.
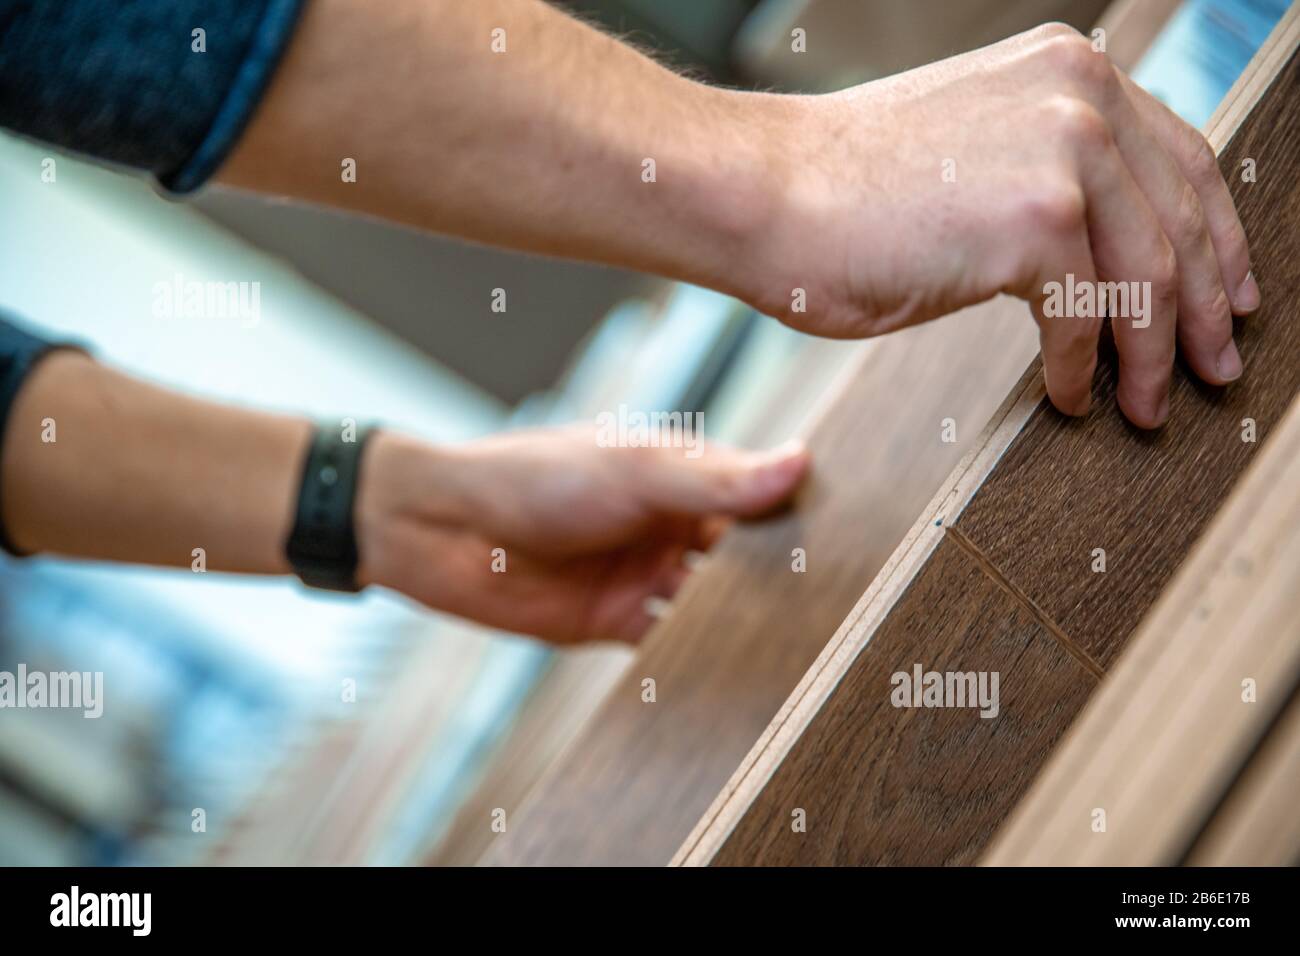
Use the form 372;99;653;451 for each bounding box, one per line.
708;535;1095;866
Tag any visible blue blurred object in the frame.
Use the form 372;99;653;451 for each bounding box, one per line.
1132;0;1290;128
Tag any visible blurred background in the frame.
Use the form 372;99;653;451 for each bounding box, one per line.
0;0;1286;865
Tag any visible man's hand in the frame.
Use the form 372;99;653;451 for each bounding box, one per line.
356;427;810;644
2;352;808;646
744;24;1256;428
223;8;1255;430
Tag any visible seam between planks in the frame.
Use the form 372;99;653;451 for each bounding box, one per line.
944;524;1106;681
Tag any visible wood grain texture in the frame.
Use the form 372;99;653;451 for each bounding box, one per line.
485;307;1040;865
705;535;1095;866
984;387;1300;865
678;7;1297;867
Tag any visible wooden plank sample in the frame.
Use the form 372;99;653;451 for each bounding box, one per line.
210;621;492;865
705;535;1096;866
485;309;1040;866
985;389;1300;865
677;6;1299;867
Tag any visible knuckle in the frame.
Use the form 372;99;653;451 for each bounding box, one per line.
1172;182;1207;246
1124;345;1174;385
1150;240;1179;294
1042;32;1112;87
1178;287;1232;350
1030;21;1084;44
1044;96;1112;152
1020;180;1086;235
1222;221;1251;269
1058;322;1102;361
1198;287;1233;335
1183;132;1222;185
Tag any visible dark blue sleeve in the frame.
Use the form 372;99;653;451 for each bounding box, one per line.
0;0;306;194
0;312;88;556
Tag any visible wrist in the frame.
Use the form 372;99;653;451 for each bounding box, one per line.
685;88;816;317
353;430;471;589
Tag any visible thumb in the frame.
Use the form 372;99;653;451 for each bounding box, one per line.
640;439;810;517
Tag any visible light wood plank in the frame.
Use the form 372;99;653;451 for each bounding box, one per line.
1185;685;1300;866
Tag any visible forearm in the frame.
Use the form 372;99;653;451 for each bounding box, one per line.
1;351;313;573
0;348;807;645
217;0;789;301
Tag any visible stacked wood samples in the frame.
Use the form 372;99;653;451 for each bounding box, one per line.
676;7;1300;866
484;1;1181;868
986;390;1300;865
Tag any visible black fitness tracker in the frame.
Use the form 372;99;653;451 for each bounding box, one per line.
285;422;374;592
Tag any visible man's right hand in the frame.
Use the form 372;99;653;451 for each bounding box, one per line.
222;4;1255;430
741;23;1257;428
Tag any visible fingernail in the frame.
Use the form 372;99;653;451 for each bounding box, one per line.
1217;340;1243;381
1234;271;1260;313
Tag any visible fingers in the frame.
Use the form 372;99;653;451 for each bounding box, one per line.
1100;72;1242;385
1024;29;1257;427
1026;220;1103;418
1016;96;1174;425
1120;73;1258;315
639;438;810;517
1077;130;1179;428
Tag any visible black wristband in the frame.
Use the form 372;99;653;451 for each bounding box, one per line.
285;423;374;592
